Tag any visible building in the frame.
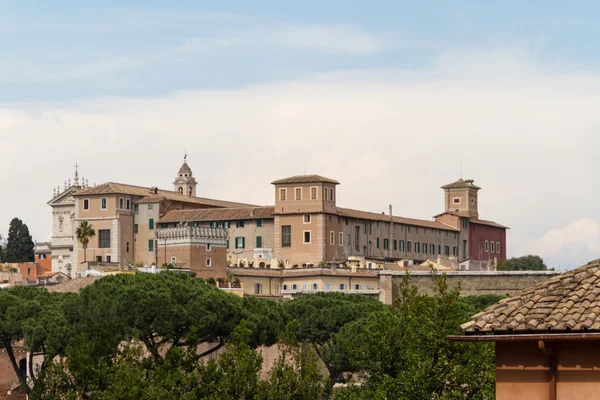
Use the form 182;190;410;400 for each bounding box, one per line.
158;174;506;269
46;165;90;275
451;259;600;400
65;157;253;277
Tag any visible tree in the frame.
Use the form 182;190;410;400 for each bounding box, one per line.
498;254;547;271
5;218;34;262
329;272;496;399
283;292;385;385
75;220;95;263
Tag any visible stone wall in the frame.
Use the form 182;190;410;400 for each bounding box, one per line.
378;270;560;304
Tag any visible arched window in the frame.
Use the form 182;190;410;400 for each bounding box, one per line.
188;187;192;195
178;187;183;193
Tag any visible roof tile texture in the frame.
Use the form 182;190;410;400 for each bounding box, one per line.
462;259;600;334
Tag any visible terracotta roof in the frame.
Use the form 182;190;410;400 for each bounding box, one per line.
47;276;102;293
470;219;509;229
137;196;166;204
461;260;600;335
441;178;481;190
336;207;459;231
229;267;379;278
74;182;255;208
271;175;340;185
159;206;275;223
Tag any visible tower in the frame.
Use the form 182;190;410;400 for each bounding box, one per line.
441;178;480;218
173;154;197;197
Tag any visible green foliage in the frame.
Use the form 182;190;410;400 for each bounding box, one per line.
5;217;34;262
75;220;95;263
498;254;547;271
330;273;496;399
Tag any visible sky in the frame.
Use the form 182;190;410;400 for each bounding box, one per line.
2;1;600;269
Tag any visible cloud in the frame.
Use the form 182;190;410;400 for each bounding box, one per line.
271;25;386;55
518;219;600;270
3;48;600;269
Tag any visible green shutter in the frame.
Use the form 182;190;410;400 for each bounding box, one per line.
242;237;246;249
256;236;262;248
256;219;262;227
149;218;154;230
148;240;154;251
226;239;230;249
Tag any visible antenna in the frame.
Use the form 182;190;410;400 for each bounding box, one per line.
460;159;463;179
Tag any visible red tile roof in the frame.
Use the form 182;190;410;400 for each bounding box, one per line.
159;207;275;223
462;260;600;334
271;175;340;185
336;207;459;231
74;182;255;208
229;267;379;278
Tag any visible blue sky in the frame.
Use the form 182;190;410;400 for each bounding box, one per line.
3;1;600;269
2;1;599;102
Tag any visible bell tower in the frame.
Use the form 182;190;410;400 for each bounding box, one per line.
441;178;480;218
173;154;197;197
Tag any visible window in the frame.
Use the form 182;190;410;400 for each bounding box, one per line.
254;283;262;295
206;258;211;267
415;242;420;253
400;240;405;251
256;236;262;248
407;241;412;252
171;256;177;264
101;198;107;209
126;199;130;210
438;245;441;255
354;283;361;290
282;284;288;290
376;237;380;249
303;231;311;244
366;284;371;290
453;198;461;204
302;283;307;291
407;226;411;233
312;283;318;290
339;232;343;246
149;219;154;230
295;187;302;200
423;243;427;254
491;241;495;252
206;243;212;252
324;188;328;200
462;219;468;229
134;224;138;234
256;219;262;227
471;198;475;205
210;222;217;228
235;237;245;249
485;241;489;252
339;283;347;290
291;284;298;291
393;240;397;251
325;283;331;290
223;221;231;228
330;231;335;245
444;246;450;256
148;239;154;251
83;199;89;210
226;239;230;249
148;204;153;210
430;244;435;254
99;229;111;248
304;215;311;224
330;188;334;201
236;220;245;228
134;204;139;214
282;226;291;248
96;256;102;262
384;238;389;250
119;198;124;209
453;247;458;256
106;255;111;263
497;242;501;253
280;188;287;201
311;187;318;200
126;242;129;253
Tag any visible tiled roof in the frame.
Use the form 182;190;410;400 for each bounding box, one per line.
137;196;166;204
441;178;481;190
462;260;600;334
336;207;459;231
229;267;379;278
470;218;509;229
159;207;275;223
271;175;340;185
47;276;102;293
74;182;255;208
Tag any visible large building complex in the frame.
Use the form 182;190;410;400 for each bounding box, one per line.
47;157;508;279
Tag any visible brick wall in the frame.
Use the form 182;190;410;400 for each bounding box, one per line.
157;244;227;280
